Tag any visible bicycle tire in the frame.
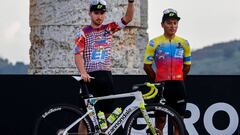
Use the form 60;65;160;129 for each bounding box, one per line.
33;104;94;135
124;104;186;135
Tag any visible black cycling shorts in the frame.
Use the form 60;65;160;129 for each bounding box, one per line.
82;71;116;114
153;80;187;116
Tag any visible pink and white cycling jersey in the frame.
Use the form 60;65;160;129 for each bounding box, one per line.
75;18;127;72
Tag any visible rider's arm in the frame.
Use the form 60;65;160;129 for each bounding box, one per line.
144;40;157;82
122;0;134;24
107;1;134;33
183;40;192;78
183;64;191;76
143;40;158;82
144;64;156;82
75;54;90;82
74;31;90;82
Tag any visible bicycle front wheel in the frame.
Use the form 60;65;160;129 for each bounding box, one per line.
124;104;186;135
33;104;94;135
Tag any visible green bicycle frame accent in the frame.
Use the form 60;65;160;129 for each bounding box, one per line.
139;102;157;135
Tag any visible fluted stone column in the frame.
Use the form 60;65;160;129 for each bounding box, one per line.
29;0;148;74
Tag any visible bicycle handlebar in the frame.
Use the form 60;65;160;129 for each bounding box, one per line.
132;82;162;100
73;76;161;100
72;76;95;81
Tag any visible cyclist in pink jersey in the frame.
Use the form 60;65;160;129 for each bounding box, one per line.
75;0;134;81
75;0;134;133
75;0;134;116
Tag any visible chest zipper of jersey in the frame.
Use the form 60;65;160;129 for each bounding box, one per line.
169;39;172;80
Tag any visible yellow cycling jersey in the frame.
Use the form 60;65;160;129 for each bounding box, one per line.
144;35;191;81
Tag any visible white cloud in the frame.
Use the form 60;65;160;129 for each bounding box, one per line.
4;21;21;40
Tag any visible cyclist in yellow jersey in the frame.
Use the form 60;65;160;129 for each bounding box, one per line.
144;8;191;135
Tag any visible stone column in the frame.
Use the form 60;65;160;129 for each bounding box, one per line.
29;0;148;74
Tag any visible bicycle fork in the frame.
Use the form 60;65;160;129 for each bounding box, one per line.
139;102;158;135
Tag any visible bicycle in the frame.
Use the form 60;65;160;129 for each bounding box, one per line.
33;76;186;135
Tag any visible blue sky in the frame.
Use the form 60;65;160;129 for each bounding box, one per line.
0;0;240;64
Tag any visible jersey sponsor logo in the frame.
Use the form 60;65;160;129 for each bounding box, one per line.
156;49;167;60
104;29;111;36
75;46;80;54
91;48;109;62
75;32;81;37
91;39;109;62
95;39;108;46
177;43;183;48
146;56;154;61
184;56;191;62
174;48;184;58
76;30;85;38
176;74;182;79
75;31;85;44
149;40;155;47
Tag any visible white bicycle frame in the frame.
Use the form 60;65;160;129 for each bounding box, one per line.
62;91;155;135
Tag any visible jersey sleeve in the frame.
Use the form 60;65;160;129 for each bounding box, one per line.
74;30;85;55
183;40;191;65
107;18;128;34
144;40;156;64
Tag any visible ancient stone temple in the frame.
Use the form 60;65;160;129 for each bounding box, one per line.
29;0;148;74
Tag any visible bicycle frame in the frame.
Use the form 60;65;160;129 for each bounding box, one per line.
62;91;156;135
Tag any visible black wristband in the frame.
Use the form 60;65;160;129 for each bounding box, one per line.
128;0;134;3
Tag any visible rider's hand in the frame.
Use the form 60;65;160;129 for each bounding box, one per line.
81;72;91;82
183;74;187;79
